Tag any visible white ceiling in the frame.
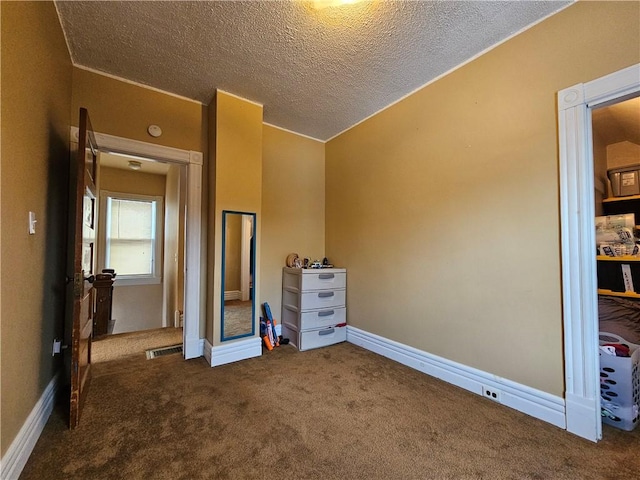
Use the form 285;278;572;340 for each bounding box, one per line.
55;0;572;141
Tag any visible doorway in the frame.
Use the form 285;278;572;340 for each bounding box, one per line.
96;152;185;335
70;127;204;359
558;63;640;441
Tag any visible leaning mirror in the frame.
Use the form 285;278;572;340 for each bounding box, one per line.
221;211;256;341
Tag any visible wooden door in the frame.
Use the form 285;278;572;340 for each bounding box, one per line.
68;107;99;428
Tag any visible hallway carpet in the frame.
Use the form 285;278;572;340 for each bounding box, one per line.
91;327;183;363
20;342;639;479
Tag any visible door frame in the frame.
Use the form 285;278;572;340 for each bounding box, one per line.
558;63;640;441
71;127;204;359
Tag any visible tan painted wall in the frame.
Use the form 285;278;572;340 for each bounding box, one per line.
261;125;326;320
98;167;166;334
209;91;263;345
72;68;205;152
0;1;72;456
111;284;164;334
100;166;167;196
607;140;640;170
206;99;217;341
325;1;640;397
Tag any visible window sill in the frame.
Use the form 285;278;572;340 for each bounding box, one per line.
113;276;162;287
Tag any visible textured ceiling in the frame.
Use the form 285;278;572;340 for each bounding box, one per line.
55;0;572;141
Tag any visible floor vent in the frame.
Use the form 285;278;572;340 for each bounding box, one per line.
146;344;183;360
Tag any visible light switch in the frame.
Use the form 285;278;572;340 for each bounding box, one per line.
29;211;37;235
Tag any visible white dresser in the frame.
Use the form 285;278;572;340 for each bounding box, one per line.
281;267;347;351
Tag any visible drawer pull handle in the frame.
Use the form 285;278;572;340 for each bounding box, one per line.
319;328;335;336
318;310;335;317
318;292;334;298
318;273;335;279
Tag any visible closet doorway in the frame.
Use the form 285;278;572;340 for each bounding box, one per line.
558;63;640;442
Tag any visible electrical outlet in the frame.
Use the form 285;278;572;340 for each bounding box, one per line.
482;386;502;403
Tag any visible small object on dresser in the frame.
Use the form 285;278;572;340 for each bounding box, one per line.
286;253;299;268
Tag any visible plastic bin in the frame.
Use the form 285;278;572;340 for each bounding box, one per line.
599;332;640;431
608;165;640;197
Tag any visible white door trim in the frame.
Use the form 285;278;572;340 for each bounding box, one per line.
558;63;640;442
70;127;204;359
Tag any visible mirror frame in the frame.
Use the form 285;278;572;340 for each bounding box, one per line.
220;210;257;341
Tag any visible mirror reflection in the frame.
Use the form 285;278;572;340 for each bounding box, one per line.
221;211;256;341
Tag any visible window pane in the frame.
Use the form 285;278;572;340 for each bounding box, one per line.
106;198;156;275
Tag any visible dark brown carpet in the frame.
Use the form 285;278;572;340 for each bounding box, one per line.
20;343;639;479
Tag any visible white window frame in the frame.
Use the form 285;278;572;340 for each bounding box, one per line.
99;190;164;286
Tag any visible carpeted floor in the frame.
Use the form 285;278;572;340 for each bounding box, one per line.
91;327;183;363
20;342;640;479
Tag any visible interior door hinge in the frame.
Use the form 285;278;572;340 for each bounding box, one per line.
74;273;83;298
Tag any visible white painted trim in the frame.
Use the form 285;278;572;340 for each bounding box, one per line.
224;290;241;301
558;63;640;442
216;89;264;107
583;64;640;107
72;64;205;106
347;327;566;429
263;122;326;144
70;127;204;360
70;127;191;164
325;2;574;143
184;151;203;359
0;374;59;480
208;337;262;367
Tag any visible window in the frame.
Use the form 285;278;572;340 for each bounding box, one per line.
100;191;163;285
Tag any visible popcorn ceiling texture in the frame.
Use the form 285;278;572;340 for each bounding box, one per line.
56;1;571;141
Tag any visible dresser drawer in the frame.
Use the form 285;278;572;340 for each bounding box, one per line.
300;307;346;330
300;324;347;351
300;289;345;310
282;306;346;330
301;271;346;291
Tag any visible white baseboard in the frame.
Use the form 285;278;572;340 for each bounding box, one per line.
224;290;241;301
184;336;204;360
347;326;566;430
205;337;262;367
565;392;600;441
1;373;59;480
